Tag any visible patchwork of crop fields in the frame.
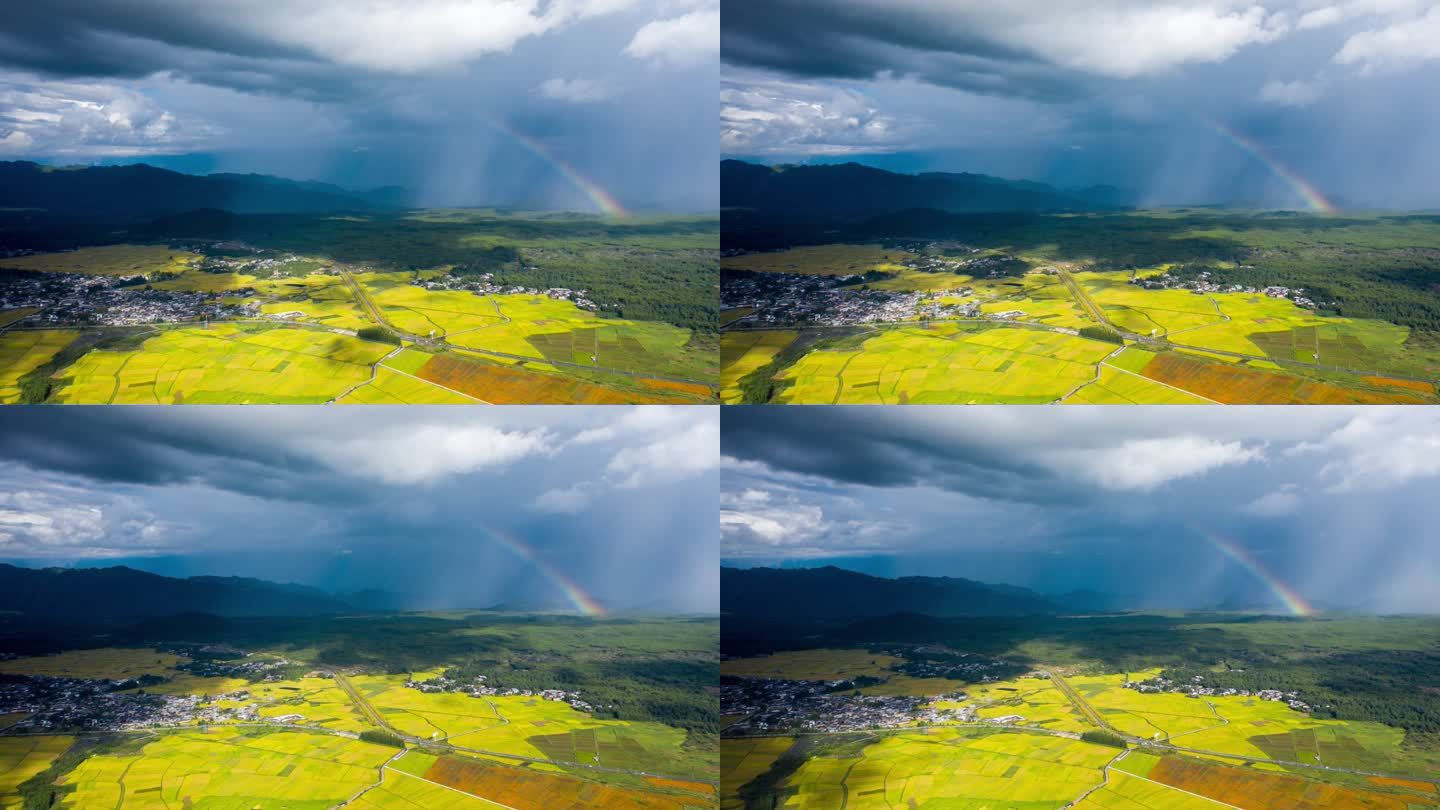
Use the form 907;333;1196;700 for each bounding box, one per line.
722;649;1440;808
781;729;1117;809
57;727;396;809
386;751;715;809
722;239;1440;404
0;735;73;809
0;329;77;402
1;223;719;403
769;324;1118;404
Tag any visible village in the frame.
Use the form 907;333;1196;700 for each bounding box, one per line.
1124;673;1314;713
411;272;598;311
0;269;259;327
1131;269;1324;309
404;671;597;715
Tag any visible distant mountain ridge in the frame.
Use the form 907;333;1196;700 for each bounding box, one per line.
0;161;406;219
721;160;1129;220
721;565;1063;620
0;563;396;620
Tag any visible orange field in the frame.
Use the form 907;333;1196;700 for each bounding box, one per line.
1146;756;1432;809
1360;375;1436;394
423;756;713;809
417;354;700;404
636;377;719;400
645;777;717;796
1139;353;1429;404
1369;775;1439;794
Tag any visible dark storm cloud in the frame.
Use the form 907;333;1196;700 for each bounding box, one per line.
0;1;719;210
722;0;1090;101
721;1;1440;208
721;407;1069;503
0;407;719;613
721;407;1440;613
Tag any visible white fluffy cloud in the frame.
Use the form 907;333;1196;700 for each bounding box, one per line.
1300;413;1440;491
538;77;615;103
531;485;592;513
624;8;718;67
721;78;914;156
0;77;214;156
1053;436;1265;492
299;425;555;485
0;486;172;558
1244;483;1303;516
1259;77;1325;105
992;2;1289;78
604;413;719;488
1335;4;1440;72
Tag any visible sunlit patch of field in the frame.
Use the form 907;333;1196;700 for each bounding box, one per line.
352;674;714;779
50;324;393;404
0;736;73;809
1077;272;1230;338
57;726;395;809
781;728;1115;809
337;365;476;404
350;675;507;742
0;329;76;402
776;324;1116;404
1072;670;1440;778
363;279;713;381
1063;363;1215;404
205;678;373;734
1069;672;1227;741
722;244;918;276
962;675;1092;734
0;245;199;276
719;330;797;403
0;648;185;680
720;649;900;682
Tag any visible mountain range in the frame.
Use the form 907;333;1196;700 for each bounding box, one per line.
0;563;399;621
0;161;405;220
721;566;1064;621
721;160;1129;220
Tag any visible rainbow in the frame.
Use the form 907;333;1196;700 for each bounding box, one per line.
480;526;607;617
1199;530;1315;617
490;120;628;218
1205;119;1337;214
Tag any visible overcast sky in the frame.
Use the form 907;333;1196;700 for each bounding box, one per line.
0;406;718;614
0;0;718;210
722;0;1440;209
722;407;1440;614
